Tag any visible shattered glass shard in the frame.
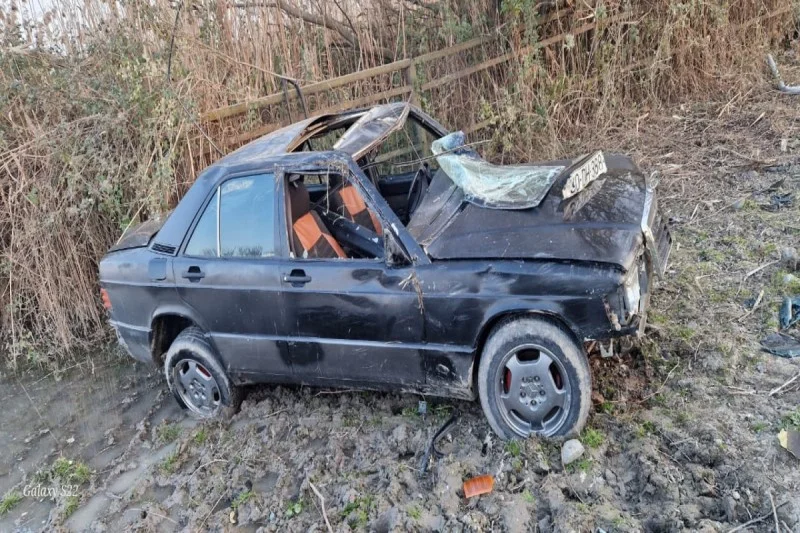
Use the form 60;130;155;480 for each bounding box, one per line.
431;131;565;209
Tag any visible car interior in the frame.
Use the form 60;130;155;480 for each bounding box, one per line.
284;113;443;261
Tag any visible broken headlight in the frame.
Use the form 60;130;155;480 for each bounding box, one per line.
621;265;641;323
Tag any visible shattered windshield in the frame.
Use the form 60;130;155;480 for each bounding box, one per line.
432;132;565;209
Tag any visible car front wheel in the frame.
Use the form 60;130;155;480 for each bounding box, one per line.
478;317;591;440
164;327;242;419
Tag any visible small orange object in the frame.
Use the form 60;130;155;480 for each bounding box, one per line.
463;474;494;498
100;288;112;310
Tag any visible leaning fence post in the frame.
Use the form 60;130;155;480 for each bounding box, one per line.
403;63;417;104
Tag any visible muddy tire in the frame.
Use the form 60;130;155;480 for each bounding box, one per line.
164;327;241;419
478;317;591;440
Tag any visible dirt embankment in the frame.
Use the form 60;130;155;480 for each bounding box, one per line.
2;75;800;532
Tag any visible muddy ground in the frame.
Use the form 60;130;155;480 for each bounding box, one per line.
2;62;800;533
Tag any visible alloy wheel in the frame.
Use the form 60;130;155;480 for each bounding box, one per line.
493;343;571;437
173;358;222;416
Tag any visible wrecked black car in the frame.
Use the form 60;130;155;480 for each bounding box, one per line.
99;103;671;439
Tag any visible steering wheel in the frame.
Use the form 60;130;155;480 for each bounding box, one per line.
405;163;431;219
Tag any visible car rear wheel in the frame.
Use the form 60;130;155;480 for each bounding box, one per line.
164;327;241;419
478;317;591;440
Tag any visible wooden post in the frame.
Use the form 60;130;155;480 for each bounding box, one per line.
403;63;417;105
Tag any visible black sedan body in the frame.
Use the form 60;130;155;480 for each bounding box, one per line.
99;104;671;435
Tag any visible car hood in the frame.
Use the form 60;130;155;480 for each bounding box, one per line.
408;153;648;271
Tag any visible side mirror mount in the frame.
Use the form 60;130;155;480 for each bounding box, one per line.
384;228;410;267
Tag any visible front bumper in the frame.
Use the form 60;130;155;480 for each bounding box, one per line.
602;180;672;337
641;177;672;278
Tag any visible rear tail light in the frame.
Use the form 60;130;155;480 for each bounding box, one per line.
100;288;112;310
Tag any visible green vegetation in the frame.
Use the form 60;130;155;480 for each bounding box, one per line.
52;457;91;485
63;495;79;518
582;428;605;448
0;492;22;515
193;428;208;445
505;440;522;457
521;489;535;504
781;408;800;431
341;495;374;526
232;491;253;510
675;326;696;341
637;420;657;438
567;458;593;473
285;500;304;518
401;406;420;419
407;504;422;521
342;414;361;427
160;452;179;474
598;401;615;414
157;423;180;443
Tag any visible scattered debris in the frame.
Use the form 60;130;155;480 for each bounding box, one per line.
561;439;586;466
760;296;800;357
599;341;615;359
418;409;460;476
766;54;800;95
738;290;764;322
307;480;334;533
778;429;800;460
463;474;494;498
761;192;794;211
770;370;800;396
780;247;798;271
779;296;800;329
760;332;800;358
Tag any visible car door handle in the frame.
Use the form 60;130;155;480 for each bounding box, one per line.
182;266;205;281
283;270;311;286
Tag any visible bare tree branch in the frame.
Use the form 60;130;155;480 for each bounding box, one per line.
231;1;396;61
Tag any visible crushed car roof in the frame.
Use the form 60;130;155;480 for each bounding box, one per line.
214;102;414;167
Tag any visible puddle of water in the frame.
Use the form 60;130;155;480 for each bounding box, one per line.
107;443;176;496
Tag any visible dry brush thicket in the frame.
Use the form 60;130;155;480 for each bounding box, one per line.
0;0;795;367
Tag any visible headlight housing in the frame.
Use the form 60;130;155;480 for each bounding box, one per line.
621;265;641;323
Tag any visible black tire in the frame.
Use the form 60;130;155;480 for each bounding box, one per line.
477;317;591;440
164;327;242;419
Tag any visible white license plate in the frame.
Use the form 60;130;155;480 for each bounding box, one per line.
562;151;607;199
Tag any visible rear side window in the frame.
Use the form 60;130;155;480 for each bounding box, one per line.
185;190;218;257
185;174;277;258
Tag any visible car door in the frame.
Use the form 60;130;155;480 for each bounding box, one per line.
173;172;293;380
278;164;427;387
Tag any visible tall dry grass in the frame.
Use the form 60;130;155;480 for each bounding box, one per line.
0;0;796;368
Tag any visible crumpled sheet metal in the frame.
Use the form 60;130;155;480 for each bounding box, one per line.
431;131;565;209
334;102;409;160
761;296;800;358
779;296;800;329
761;332;800;358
